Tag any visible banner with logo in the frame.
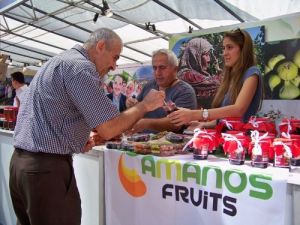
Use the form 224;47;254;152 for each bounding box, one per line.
104;150;289;225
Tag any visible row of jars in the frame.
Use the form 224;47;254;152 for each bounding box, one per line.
189;124;300;168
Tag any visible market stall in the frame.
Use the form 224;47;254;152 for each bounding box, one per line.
1;2;300;225
103;148;300;225
100;123;300;225
1;129;300;225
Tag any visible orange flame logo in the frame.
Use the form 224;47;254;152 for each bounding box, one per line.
118;154;147;197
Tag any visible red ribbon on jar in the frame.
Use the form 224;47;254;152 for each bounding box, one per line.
279;134;300;158
183;128;215;152
244;117;276;134
216;117;245;133
249;131;270;155
273;139;293;167
222;133;249;165
249;131;272;168
279;118;300;135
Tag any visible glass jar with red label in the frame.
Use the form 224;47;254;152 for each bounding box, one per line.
193;137;209;160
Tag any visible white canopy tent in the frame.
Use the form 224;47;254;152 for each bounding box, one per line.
0;0;300;67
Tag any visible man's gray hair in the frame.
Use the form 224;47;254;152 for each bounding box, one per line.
152;49;179;66
83;28;122;50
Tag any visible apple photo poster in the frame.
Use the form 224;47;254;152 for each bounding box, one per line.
264;38;300;100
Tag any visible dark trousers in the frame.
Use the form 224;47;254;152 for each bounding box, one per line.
9;148;81;225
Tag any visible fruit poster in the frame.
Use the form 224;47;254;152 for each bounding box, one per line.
264;38;300;100
103;64;153;99
171;26;265;109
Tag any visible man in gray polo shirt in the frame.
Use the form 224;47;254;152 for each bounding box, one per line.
127;49;197;133
9;28;165;225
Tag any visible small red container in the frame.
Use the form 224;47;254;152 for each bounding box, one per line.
193;137;209;160
222;133;248;165
279;119;300;135
249;133;274;166
216;117;245;133
273;139;293;168
250;144;270;168
3;106;18;122
244;117;276;134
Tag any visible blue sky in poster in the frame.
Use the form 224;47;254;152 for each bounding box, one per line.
134;65;153;81
172;37;192;57
246;26;262;40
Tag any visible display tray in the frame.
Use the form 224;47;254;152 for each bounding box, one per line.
106;132;190;156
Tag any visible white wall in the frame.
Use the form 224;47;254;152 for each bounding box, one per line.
0;132;16;225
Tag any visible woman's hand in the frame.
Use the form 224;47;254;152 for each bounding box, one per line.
168;108;195;126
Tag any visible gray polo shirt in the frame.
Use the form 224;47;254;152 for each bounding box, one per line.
221;66;262;122
137;79;197;118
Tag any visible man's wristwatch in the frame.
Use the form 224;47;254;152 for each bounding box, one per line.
202;109;209;121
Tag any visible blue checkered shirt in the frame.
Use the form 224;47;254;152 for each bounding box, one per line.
13;45;119;154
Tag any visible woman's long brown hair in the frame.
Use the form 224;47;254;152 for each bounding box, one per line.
212;29;256;108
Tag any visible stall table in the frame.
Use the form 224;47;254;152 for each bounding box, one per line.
1;129;299;225
102;148;300;225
